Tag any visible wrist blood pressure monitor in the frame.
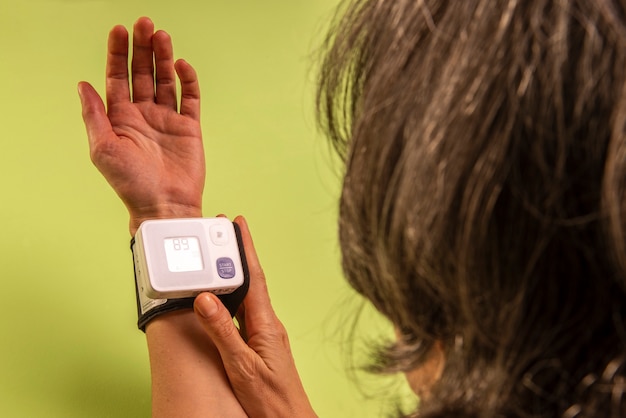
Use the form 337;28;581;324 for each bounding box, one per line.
130;218;249;331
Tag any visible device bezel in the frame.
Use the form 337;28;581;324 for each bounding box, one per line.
136;218;245;299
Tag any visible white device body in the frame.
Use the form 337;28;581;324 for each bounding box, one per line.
133;218;245;299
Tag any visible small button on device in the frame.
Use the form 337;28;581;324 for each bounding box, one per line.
216;257;236;279
209;225;230;245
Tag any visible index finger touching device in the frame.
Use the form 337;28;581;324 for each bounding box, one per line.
133;217;245;299
130;218;249;331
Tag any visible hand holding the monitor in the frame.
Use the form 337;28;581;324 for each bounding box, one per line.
194;216;317;418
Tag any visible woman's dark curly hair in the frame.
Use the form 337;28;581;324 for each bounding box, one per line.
317;0;626;416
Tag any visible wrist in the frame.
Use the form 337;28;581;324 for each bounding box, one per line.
129;203;203;236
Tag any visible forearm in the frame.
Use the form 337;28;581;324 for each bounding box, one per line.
146;311;247;418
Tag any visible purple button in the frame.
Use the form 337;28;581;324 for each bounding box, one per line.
216;257;236;279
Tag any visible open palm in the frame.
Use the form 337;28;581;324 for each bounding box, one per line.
79;17;204;235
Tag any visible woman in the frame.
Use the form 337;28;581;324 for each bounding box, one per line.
79;0;626;416
314;1;626;416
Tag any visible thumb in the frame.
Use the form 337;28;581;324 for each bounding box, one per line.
77;82;113;151
194;293;251;360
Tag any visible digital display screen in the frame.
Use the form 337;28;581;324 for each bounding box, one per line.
164;236;203;272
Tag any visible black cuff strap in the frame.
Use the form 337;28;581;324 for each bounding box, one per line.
131;222;250;332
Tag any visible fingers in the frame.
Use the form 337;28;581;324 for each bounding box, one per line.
194;293;255;364
232;216;282;331
105;25;130;108
234;216;270;304
108;18;198;113
195;215;280;340
131;17;156;103
104;17;198;117
153;30;178;110
175;59;201;121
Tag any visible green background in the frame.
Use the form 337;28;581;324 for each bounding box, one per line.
0;0;411;416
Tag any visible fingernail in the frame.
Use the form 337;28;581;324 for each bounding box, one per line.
196;293;218;318
236;215;248;229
